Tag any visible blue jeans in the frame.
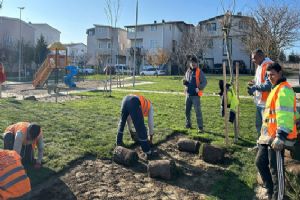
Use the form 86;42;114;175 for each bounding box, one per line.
185;95;203;129
255;106;264;139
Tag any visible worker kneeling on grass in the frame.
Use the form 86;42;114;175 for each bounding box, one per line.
116;94;157;160
3;122;44;169
0;149;31;200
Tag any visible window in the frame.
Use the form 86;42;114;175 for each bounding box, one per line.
208;39;213;48
239;21;248;30
99;41;111;49
98;27;107;33
107;42;111;49
206;23;216;31
151;25;157;31
172;40;177;52
150;40;158;48
223;38;232;56
137;26;144;32
127;27;135;33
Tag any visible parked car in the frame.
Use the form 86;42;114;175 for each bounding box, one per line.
77;67;95;74
115;64;132;75
140;67;158;76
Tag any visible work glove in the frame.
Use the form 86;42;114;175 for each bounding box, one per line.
195;88;199;93
271;137;285;151
148;135;153;146
182;79;189;86
247;86;257;96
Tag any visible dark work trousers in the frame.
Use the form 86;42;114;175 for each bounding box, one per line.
3;132;34;165
116;96;151;154
255;144;285;199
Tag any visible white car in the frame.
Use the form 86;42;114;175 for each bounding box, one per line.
78;67;95;74
140;67;158;76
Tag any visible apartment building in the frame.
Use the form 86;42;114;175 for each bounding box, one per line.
64;43;87;66
29;23;60;45
125;20;193;73
198;13;252;73
0;16;35;48
86;24;129;69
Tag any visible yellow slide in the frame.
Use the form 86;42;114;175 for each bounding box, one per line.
32;57;55;88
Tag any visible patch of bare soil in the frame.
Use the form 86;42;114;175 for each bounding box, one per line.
29;134;226;200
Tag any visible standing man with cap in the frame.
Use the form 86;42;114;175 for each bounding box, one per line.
116;94;157;160
3;122;44;169
183;56;207;133
248;49;273;149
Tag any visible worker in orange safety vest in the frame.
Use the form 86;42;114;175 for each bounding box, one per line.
0;149;31;200
3;122;44;169
183;56;207;133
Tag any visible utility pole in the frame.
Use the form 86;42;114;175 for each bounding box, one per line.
18;6;25;81
133;0;138;87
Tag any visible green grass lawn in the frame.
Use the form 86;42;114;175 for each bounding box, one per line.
123;75;252;96
0;75;259;199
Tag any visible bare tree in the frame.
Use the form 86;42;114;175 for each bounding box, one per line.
104;0;121;96
146;48;169;67
170;25;209;74
242;3;300;61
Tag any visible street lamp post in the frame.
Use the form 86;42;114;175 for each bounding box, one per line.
18;6;24;81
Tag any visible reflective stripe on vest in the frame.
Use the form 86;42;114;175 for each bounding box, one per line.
264;82;297;140
139;95;151;117
5;122;41;149
260;61;273;102
195;68;203;97
0;150;31;200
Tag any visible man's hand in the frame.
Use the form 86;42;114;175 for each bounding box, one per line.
271;137;285;151
195;88;199;93
247;86;257;96
182;79;189;86
248;80;255;86
34;162;42;169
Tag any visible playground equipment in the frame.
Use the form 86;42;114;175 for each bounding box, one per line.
64;66;78;88
33;42;68;88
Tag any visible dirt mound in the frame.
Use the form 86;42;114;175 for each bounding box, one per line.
29;135;225;200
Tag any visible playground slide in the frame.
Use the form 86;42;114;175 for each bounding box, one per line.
64;66;78;88
32;58;54;88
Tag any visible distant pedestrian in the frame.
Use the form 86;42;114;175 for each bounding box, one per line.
0;62;6;98
183;56;207;133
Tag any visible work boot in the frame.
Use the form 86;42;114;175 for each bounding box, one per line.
146;150;159;161
116;141;125;147
185;124;192;129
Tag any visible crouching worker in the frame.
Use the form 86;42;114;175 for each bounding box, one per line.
116;94;157;160
0;149;31;200
3;122;44;169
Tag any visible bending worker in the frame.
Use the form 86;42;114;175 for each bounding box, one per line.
0;149;31;200
255;63;298;200
116;94;156;160
3;122;44;169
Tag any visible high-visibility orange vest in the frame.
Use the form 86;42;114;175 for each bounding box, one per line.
195;68;203;97
266;82;297;140
130;94;151;117
5;122;42;149
260;61;273;102
0;150;31;200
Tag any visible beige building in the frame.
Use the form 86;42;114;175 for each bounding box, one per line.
64;43;87;66
198;13;252;73
86;24;129;69
125;20;193;73
29;23;60;45
0;16;35;48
